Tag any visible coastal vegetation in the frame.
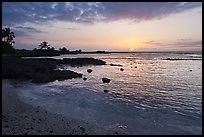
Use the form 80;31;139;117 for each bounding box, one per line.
2;27;16;54
2;27;88;57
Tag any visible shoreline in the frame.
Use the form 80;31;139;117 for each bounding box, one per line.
2;79;125;135
2;56;106;83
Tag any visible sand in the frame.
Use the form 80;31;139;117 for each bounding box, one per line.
2;80;125;135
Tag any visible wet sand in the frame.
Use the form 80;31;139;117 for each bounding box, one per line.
2;80;125;135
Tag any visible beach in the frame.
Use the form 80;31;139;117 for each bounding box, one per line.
2;80;124;135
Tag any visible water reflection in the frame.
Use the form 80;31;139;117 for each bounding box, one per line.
17;53;202;134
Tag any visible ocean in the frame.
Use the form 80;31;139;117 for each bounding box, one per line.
9;52;202;134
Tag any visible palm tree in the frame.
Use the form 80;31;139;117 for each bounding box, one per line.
2;27;15;46
38;41;50;50
2;27;16;54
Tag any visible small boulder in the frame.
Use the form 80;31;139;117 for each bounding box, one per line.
135;66;137;68
102;77;111;83
104;90;109;93
87;69;92;73
120;68;124;71
189;70;192;71
83;77;87;81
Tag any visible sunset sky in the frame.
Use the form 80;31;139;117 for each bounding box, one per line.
2;2;202;51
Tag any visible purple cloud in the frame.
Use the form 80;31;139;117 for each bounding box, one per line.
8;26;46;37
2;2;201;26
64;27;82;30
143;39;202;49
171;40;202;48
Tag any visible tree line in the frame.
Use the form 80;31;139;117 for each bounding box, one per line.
2;27;82;54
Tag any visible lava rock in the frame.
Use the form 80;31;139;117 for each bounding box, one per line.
110;63;123;67
102;78;111;83
87;69;92;73
83;78;87;81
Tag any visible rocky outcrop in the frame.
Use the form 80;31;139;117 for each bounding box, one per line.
59;58;106;66
110;63;123;67
2;57;89;83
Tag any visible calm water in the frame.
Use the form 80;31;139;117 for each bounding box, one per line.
12;52;202;134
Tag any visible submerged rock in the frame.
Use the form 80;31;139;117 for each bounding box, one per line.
102;78;111;83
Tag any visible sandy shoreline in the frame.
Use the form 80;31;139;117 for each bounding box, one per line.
2;80;125;135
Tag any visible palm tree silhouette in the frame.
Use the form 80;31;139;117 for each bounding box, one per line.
2;27;15;46
38;41;50;50
2;27;16;54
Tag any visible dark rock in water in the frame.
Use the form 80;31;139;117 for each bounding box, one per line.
102;78;111;83
87;69;92;73
120;68;124;71
104;90;109;93
83;78;87;81
110;63;123;67
60;58;106;66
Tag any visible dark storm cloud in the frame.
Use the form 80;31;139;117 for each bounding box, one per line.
3;2;201;26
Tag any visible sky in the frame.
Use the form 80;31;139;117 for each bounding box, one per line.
2;2;202;51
